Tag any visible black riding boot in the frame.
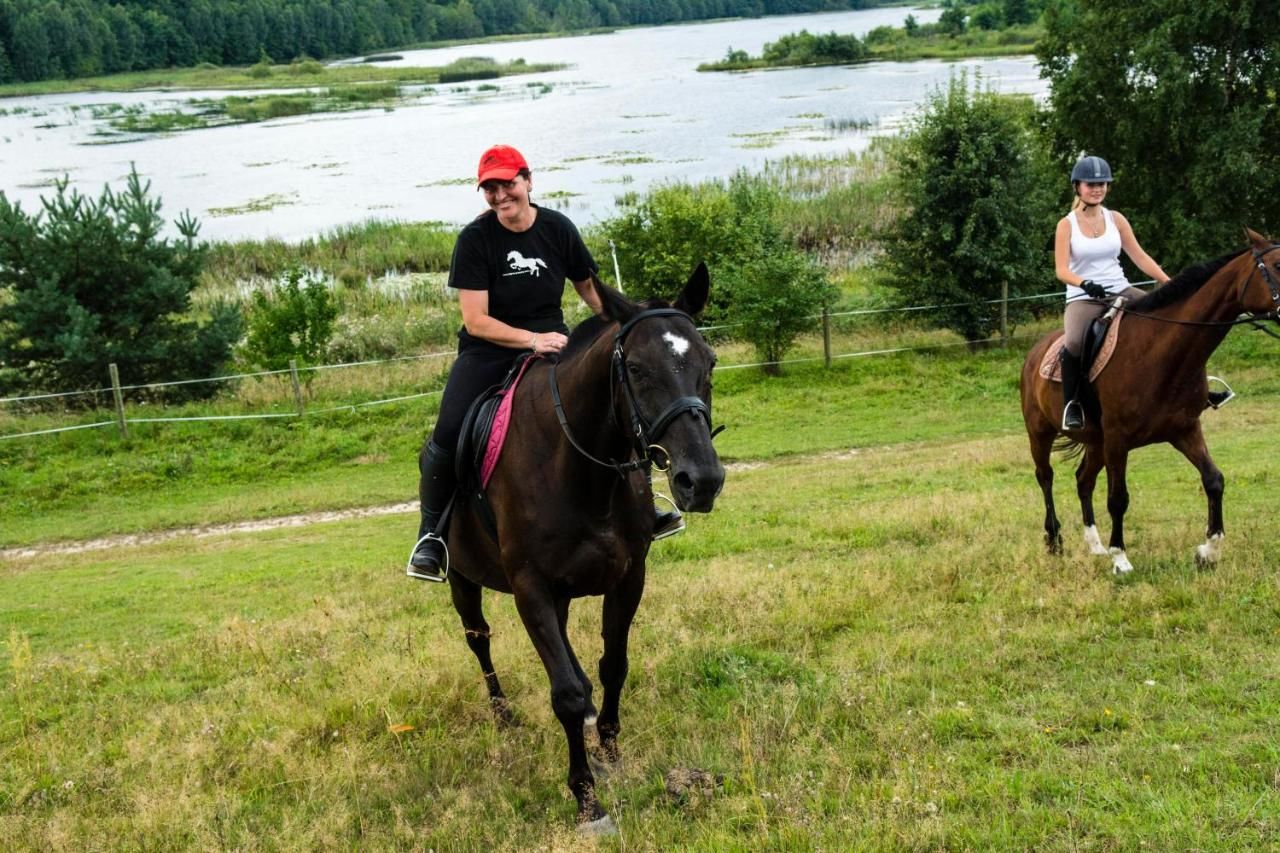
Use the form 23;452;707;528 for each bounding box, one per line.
407;440;456;581
649;472;685;540
1060;348;1085;431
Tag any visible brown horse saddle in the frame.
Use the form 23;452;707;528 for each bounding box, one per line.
1039;304;1127;383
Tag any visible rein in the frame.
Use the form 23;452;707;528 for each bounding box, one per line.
1078;243;1280;330
550;308;720;477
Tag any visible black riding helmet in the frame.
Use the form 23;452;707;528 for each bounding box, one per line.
1071;155;1113;184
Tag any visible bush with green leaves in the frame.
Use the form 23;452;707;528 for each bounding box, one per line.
597;173;835;373
0;168;241;400
884;73;1056;343
240;268;339;373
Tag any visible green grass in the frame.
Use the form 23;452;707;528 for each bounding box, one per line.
3;364;1279;847
4;316;1277;541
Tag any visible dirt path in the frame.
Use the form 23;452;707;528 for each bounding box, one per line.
1;502;419;561
0;451;885;562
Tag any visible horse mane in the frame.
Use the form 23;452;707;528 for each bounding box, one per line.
1125;249;1247;312
559;296;671;361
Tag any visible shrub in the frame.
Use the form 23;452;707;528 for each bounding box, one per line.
884;73;1055;343
239;268;338;373
597;173;835;372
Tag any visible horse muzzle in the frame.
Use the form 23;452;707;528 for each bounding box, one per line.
663;454;724;513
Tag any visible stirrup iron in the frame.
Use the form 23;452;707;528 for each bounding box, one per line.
653;491;685;541
1207;375;1235;409
406;532;449;583
1061;400;1085;431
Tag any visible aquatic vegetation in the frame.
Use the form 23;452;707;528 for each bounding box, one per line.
207;192;300;217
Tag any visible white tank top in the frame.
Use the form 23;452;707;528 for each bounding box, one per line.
1065;207;1128;302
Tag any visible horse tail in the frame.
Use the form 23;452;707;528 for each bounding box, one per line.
1052;434;1086;460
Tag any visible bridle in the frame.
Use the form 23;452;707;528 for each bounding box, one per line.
550;308;722;477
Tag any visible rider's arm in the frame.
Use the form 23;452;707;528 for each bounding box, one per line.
572;277;602;315
1054;217;1084;286
458;290;562;353
1115;212;1170;283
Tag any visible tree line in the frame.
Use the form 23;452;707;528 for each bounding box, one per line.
0;0;880;84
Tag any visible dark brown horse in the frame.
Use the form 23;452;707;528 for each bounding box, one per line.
442;264;724;833
1021;229;1280;574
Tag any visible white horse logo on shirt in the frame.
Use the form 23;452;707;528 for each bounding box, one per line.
506;251;548;277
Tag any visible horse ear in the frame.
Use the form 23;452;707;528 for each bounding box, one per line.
1244;226;1270;250
673;262;710;318
593;274;638;325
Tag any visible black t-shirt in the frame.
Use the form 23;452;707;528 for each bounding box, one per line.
448;205;597;352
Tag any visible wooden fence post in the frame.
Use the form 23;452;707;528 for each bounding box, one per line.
1000;281;1009;347
108;362;128;439
289;359;305;416
822;307;832;368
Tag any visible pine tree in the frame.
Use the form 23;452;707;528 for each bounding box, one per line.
0;168;242;399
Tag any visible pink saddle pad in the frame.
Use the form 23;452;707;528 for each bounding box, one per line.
480;355;539;489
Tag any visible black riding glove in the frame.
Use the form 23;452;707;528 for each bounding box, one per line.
1079;280;1107;300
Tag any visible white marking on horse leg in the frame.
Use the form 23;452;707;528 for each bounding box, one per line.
1195;533;1224;565
662;331;690;357
1083;525;1108;555
577;814;617;836
1109;547;1134;575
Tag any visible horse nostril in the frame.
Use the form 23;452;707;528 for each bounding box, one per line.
673;470;694;492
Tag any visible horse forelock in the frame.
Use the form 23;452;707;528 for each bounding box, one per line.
1126;249;1248;312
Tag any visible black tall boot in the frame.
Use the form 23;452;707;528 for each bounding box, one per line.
407;440;456;582
1059;348;1085;431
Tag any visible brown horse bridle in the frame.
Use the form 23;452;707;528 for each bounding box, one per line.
550;308;722;477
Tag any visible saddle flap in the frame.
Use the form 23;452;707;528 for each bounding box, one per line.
456;353;539;491
1039;307;1126;383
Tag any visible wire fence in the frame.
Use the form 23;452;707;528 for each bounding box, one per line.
0;287;1077;442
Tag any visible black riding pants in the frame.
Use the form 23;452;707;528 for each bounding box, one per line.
430;345;524;453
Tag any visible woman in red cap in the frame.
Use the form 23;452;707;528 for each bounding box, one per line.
407;144;681;581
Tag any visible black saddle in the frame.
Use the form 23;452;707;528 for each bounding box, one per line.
452;352;538;541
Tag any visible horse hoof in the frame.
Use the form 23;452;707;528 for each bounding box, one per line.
1109;547;1134;575
577;814;617;836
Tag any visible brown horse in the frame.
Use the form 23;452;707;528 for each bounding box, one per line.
1021;229;1280;574
442;264;724;833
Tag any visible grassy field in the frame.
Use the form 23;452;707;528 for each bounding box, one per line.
3;321;1279;848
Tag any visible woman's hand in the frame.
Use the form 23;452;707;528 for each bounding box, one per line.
530;331;568;354
1079;280;1108;299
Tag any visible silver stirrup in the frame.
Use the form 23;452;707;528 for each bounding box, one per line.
653;491;685;541
1061;401;1085;431
1207;375;1235;409
406;532;449;583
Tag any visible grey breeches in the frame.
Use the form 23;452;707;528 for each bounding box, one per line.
1062;287;1146;354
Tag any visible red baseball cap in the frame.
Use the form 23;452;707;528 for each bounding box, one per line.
476;144;529;186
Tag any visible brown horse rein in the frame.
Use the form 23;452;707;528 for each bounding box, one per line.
1077;243;1280;331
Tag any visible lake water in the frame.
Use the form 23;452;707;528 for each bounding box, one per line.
0;8;1046;242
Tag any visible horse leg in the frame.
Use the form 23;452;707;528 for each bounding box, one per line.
512;585;612;833
448;573;514;725
1171;426;1226;566
1103;443;1134;574
553;597;598;726
1076;445;1109;556
595;565;645;766
1030;427;1062;553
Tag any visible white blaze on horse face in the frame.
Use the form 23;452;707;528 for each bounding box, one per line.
663;332;691;359
1083;525;1108;556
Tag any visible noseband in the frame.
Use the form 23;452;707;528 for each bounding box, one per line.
551;308;721;477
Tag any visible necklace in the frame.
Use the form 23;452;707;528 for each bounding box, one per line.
1080;212;1104;238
